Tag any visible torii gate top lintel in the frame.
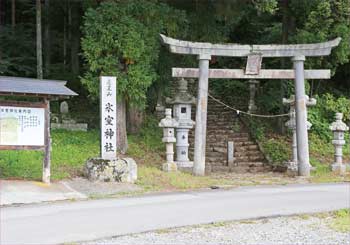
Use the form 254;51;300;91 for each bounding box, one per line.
160;34;341;58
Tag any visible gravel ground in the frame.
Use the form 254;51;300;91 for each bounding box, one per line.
87;215;350;245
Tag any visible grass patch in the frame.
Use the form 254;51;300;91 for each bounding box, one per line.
136;165;235;191
330;209;350;233
1;114;348;190
0;116;235;191
309;157;350;183
257;131;350;183
298;214;311;220
0;129;99;180
308;132;350;182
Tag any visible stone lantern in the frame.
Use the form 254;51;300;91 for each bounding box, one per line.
283;95;315;174
159;108;179;172
330;113;349;174
166;78;195;170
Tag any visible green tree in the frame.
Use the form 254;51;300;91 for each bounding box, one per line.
81;0;186;153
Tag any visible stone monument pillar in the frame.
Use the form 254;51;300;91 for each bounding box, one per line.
166;78;195;170
283;95;315;174
159;108;179;172
84;76;137;183
248;80;259;113
330;113;349;174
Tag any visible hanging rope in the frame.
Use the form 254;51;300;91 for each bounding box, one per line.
208;93;289;118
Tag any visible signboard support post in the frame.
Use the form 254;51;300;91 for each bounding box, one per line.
43;98;51;183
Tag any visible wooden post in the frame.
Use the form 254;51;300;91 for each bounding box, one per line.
42;98;51;183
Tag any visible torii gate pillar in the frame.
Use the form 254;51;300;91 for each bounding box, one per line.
193;54;211;175
292;55;310;176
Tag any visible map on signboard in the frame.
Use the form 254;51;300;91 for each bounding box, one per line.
0;106;45;146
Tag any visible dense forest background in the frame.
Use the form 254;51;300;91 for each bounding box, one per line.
0;0;349;138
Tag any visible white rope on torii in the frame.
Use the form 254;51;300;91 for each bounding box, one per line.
208;92;290;118
161;34;341;177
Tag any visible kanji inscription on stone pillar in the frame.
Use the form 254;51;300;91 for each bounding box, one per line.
100;76;117;160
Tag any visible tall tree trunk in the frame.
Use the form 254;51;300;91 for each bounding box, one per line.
117;97;128;154
0;0;2;60
11;0;15;28
70;1;80;76
63;6;67;72
36;0;43;79
0;0;2;26
127;104;144;134
44;0;50;77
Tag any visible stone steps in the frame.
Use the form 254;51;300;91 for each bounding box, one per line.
188;96;268;173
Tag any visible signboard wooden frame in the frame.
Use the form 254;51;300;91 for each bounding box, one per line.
0;99;51;183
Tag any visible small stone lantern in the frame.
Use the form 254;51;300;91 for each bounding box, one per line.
159;108;179;172
330;113;349;174
166;78;195;170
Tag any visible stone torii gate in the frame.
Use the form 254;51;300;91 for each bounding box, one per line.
161;34;341;177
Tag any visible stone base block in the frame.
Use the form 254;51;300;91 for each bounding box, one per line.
285;161;298;176
285;161;316;176
175;161;193;168
175;161;193;173
85;157;137;183
175;161;194;173
331;163;346;175
162;162;178;172
51;123;88;131
178;166;193;173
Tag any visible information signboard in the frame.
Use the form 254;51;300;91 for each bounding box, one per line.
0;106;45;146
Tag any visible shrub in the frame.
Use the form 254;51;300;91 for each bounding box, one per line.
309;93;350;140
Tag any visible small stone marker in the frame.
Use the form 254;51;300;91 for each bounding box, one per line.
84;76;137;183
330;113;349;174
227;141;235;166
60;101;69;115
159;108;178;172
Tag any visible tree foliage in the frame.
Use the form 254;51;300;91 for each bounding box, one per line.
1;0;349;130
0;24;36;76
292;0;350;72
81;0;187;107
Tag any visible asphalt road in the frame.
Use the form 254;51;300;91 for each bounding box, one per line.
1;183;349;245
